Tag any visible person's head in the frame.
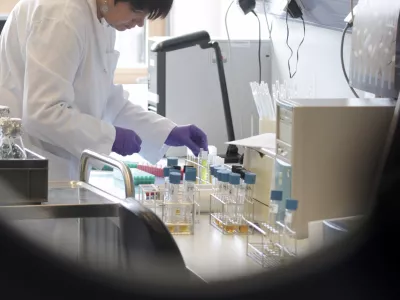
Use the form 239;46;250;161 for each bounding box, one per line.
97;0;173;31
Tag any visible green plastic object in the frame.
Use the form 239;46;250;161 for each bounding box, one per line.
113;168;156;185
131;169;156;185
100;161;138;171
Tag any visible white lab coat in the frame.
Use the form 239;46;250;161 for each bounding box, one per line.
0;0;175;181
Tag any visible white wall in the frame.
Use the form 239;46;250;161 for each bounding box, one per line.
170;0;361;99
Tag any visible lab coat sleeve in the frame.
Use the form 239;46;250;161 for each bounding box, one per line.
105;84;176;164
22;19;116;161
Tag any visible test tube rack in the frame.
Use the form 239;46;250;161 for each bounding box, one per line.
246;220;298;269
138;184;201;235
209;193;255;235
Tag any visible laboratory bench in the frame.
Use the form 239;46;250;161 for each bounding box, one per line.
88;171;263;282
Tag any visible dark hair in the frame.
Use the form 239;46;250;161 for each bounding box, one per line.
115;0;174;20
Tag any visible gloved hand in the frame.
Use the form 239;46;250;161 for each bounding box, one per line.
112;126;142;156
165;125;208;157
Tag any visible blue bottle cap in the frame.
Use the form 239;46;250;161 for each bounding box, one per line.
245;172;256;184
185;167;197;182
213;167;222;178
218;170;230;183
229;173;241;185
167;157;179;167
286;199;299;211
169;172;181;184
270;190;283;201
163;167;170;177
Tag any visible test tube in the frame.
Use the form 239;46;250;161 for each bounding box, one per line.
165;172;181;231
217;170;231;202
267;190;283;255
199;148;209;183
163;167;170;201
183;167;196;204
243;172;256;222
282;199;299;258
168;172;181;201
181;167;196;233
228;173;241;222
244;172;256;200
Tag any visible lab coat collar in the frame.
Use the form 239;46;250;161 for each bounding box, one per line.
86;0;109;73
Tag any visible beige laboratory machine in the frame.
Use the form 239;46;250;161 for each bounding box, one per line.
275;98;395;239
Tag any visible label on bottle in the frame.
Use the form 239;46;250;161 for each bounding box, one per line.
271;204;278;214
175;209;181;216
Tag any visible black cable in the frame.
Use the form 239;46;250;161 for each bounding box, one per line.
341;23;360;98
285;11;306;79
252;10;262;84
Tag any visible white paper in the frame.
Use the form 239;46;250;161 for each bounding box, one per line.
225;133;276;150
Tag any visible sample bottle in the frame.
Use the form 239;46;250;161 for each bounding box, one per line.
199;148;209;183
183;167;196;204
0;118;27;159
267;190;283;255
242;172;256;222
181;167;196;233
282;199;299;258
228;172;241;220
212;166;222;192
163;167;170;201
217;170;230;202
165;172;182;232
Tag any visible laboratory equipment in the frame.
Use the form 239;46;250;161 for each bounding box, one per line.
163;166;170;200
198;148;209;184
148;34;271;158
349;0;400;98
257;0;359;31
113;167;156;185
0;117;26;159
0;150;200;283
251;81;276;134
261;190;283;255
281;199;299;260
275;98;395;239
210;170;254;235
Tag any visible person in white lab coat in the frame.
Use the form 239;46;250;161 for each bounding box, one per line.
0;0;208;181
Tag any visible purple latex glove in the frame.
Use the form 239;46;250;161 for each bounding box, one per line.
112;126;142;156
165;125;208;157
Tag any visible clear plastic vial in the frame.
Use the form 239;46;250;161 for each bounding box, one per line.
228;173;241;223
183;167;196;204
217;170;230;202
165;172;182;228
199;148;209;183
0;118;27;160
244;172;256;200
163;167;170;201
242;173;256;222
267;190;283;255
212;166;222;193
282;199;299;258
